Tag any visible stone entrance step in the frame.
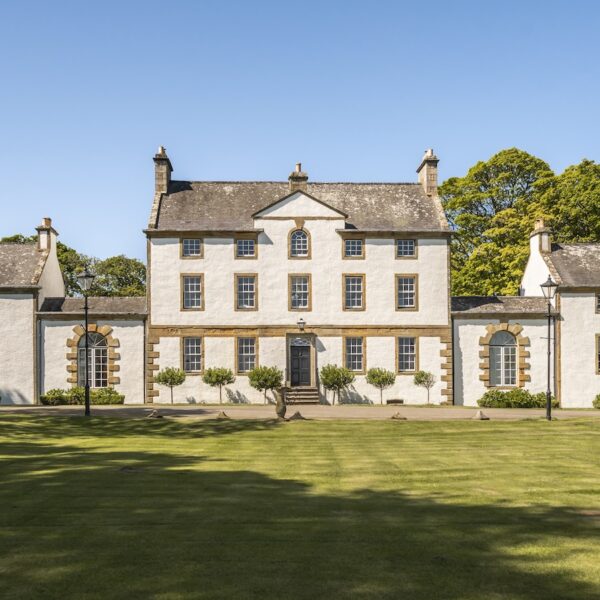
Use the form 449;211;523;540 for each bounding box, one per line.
286;387;320;404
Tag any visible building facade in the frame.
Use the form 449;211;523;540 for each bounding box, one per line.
1;149;599;407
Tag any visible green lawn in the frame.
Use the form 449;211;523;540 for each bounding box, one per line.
0;416;598;599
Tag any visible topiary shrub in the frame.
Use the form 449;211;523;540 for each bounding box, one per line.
413;370;436;404
592;394;600;409
248;366;283;404
40;389;69;405
202;367;235;403
320;364;355;405
478;388;558;408
366;368;396;404
154;367;186;404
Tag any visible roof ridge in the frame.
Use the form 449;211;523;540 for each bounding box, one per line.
171;180;421;186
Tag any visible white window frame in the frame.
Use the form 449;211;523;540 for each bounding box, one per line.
237;337;257;373
344;238;364;258
344;337;364;372
236;274;257;310
77;333;108;388
396;239;417;258
236;238;256;258
183;337;203;373
344;275;365;310
182;238;203;258
489;332;517;387
290;230;309;258
397;337;417;373
182;275;203;310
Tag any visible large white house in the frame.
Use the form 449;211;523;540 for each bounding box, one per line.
1;148;599;407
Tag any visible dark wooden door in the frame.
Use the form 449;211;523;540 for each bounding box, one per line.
291;346;311;386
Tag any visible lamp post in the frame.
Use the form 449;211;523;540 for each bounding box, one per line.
540;276;558;421
77;270;96;417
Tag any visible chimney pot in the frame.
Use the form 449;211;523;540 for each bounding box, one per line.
288;162;308;192
416;148;439;196
153;146;173;194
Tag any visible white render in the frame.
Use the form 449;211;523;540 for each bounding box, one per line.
40;319;145;403
0;293;36;404
453;318;553;406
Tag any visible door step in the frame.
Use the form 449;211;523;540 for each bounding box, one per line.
285;387;320;404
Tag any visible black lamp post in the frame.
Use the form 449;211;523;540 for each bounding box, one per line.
77;270;96;417
540;275;558;421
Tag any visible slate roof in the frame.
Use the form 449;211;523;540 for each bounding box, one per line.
544;243;600;288
150;181;450;233
0;243;47;289
451;296;554;316
39;297;147;316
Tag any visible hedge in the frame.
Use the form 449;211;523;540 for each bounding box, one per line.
477;388;559;409
40;387;124;405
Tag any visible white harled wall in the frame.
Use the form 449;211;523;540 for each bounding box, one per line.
41;319;145;403
453;318;553;406
0;293;35;404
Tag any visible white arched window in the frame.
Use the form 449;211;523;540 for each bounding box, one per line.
290;229;309;258
78;333;108;388
489;331;517;387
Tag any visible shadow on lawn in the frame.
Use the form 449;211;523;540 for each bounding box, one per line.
0;430;598;599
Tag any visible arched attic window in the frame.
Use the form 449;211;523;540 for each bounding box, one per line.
489;331;517;387
78;332;108;388
289;229;310;258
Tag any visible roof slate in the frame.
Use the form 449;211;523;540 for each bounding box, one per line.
546;243;600;288
451;296;553;316
0;243;46;289
39;297;147;316
151;181;450;233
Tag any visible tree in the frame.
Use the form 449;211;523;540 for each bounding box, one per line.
440;148;554;295
0;234;37;244
202;367;235;404
57;242;92;296
248;366;283;404
91;255;146;297
366;368;396;405
319;364;355;405
540;159;600;242
413;371;436;404
154;367;186;404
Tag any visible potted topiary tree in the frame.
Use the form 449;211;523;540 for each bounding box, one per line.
248;366;283;404
154;367;186;404
413;370;436;404
319;364;355;405
202;367;235;404
366;368;396;405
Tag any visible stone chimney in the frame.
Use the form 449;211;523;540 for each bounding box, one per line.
153;146;173;194
416;149;439;196
530;218;552;253
35;217;58;252
288;162;308;192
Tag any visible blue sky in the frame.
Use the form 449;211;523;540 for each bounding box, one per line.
1;0;599;260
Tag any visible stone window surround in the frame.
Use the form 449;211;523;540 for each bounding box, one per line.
478;323;530;388
66;324;120;387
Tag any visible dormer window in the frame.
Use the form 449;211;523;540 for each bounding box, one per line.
289;229;310;259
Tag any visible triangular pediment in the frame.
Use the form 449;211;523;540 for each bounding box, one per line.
252;191;348;219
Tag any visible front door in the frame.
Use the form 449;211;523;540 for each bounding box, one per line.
290;346;311;386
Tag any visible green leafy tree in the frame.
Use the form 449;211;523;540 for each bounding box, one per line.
540;159;600;242
248;366;283;404
57;242;92;296
366;368;396;405
91;255;146;297
202;367;235;403
154;367;186;404
413;370;436;404
319;364;355;405
0;234;37;244
440;148;554;295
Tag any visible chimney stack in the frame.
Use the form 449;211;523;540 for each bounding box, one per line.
153;146;173;194
416;149;439;196
530;218;552;253
288;162;308;192
35;217;58;252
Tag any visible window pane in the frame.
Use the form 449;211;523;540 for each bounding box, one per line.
397;276;416;308
504;346;517;386
396;239;416;257
237;276;256;309
345;276;363;309
290;276;309;309
344;239;363;257
183;276;202;309
184;337;202;372
78;343;108;388
398;337;416;372
237;337;256;372
489;346;502;386
290;230;309;257
236;239;255;257
182;238;202;257
345;337;364;371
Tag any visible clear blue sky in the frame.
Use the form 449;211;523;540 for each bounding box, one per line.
1;0;599;261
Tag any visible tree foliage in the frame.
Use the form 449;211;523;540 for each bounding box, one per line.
413;371;436;404
366;368;396;404
248;366;283;404
154;367;186;404
202;367;235;403
319;364;355;405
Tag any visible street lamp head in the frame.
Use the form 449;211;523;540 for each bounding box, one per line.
77;269;96;292
297;317;306;332
540;275;558;300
